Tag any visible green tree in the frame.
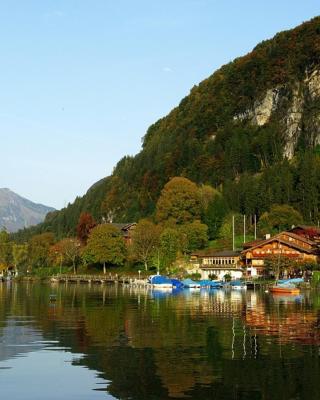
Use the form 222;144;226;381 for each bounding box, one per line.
12;244;29;274
159;228;180;269
84;224;126;273
265;255;292;280
219;213;243;243
258;204;303;233
180;221;208;253
198;184;220;212
203;194;227;239
156;177;201;224
28;233;55;269
0;230;13;269
295;152;320;221
131;220;160;271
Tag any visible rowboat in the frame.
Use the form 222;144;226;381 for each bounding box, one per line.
269;285;300;295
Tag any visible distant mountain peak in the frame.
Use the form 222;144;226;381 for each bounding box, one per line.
0;189;55;232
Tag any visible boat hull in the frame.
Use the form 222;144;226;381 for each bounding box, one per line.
152;284;173;289
231;285;247;290
270;286;300;295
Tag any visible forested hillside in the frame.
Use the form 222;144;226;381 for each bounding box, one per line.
15;16;320;240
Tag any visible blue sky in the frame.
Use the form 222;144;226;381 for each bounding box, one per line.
0;1;319;209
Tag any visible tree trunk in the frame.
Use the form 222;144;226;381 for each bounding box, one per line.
144;260;148;271
103;262;106;275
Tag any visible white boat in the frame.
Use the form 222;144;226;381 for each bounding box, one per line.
231;285;247;290
149;275;173;289
230;280;247;290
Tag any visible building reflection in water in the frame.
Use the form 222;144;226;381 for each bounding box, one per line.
1;283;320;399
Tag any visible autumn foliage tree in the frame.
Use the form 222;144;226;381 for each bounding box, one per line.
12;244;28;274
179;221;208;253
28;233;55;269
156;177;201;225
131;220;161;270
76;212;96;245
84;224;126;273
0;230;13;269
51;238;81;274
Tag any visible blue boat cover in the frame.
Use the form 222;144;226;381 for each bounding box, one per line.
209;281;223;287
199;280;212;287
150;275;172;285
199;280;222;287
182;279;200;287
278;278;304;285
170;278;184;289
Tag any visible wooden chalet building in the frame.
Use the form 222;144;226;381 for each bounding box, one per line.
111;223;136;245
190;250;243;280
242;231;320;277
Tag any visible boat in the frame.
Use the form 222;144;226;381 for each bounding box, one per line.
229;280;247;290
181;279;201;288
269;284;300;295
277;278;304;285
149;275;173;289
199;280;223;289
170;278;184;289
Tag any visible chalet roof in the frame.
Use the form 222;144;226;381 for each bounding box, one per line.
243;239;265;249
111;223;136;231
289;225;320;234
281;231;316;246
243;231;316;248
192;250;241;258
241;234;318;255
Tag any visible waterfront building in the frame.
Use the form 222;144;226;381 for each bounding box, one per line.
190;250;242;280
241;231;320;277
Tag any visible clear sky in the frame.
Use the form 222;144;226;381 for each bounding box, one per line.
0;1;319;209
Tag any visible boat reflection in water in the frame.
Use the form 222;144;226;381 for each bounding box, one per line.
0;283;320;400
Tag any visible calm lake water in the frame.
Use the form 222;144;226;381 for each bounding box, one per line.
0;283;319;400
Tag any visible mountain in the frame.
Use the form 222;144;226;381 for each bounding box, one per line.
15;17;320;239
0;189;55;232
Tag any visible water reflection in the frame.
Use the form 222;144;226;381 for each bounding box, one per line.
0;283;319;399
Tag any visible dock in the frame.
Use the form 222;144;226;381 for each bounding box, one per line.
50;274;149;286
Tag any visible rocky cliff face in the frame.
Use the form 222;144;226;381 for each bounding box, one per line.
0;189;54;232
233;68;320;159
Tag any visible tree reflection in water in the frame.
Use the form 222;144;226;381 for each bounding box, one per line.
0;283;319;399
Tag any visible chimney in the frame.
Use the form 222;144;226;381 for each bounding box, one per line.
265;233;271;240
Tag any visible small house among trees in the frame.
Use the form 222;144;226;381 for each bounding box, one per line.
111;223;137;245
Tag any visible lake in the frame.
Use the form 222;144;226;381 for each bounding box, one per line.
0;282;319;400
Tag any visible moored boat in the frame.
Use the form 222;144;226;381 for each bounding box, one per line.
149;275;173;289
170;278;184;289
269;284;300;295
199;280;223;289
229;280;247;290
182;279;201;288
